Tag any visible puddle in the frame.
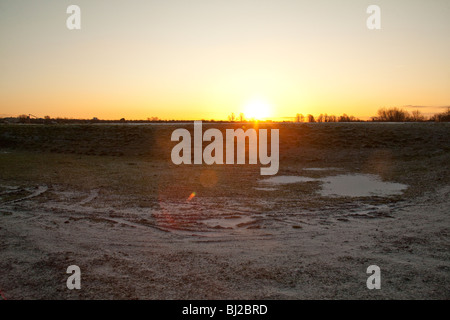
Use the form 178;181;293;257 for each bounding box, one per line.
319;174;407;197
259;174;408;197
260;176;316;184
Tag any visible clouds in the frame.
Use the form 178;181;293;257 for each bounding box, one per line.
403;105;450;109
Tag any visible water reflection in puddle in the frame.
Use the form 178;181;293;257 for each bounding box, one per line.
259;174;407;197
319;174;407;197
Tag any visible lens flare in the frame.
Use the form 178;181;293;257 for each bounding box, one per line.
187;192;196;201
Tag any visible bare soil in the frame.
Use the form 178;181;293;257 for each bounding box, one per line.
0;122;449;299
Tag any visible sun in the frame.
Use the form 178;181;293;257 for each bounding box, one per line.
243;98;271;120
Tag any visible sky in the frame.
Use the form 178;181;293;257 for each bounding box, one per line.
0;0;449;120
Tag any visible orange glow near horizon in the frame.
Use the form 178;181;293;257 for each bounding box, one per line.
242;97;272;120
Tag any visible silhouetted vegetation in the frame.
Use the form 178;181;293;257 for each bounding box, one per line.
2;107;450;124
295;114;305;122
228;113;236;122
371;107;449;122
337;114;358;122
295;113;359;123
410;110;425;122
430;107;450;122
372;107;410;122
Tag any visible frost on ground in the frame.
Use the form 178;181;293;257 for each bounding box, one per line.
0;123;449;299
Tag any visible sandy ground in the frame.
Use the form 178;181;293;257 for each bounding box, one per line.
0;122;449;299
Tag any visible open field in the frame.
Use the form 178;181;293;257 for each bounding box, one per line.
0;122;449;299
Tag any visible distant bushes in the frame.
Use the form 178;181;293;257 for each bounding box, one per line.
3;107;450;124
293;107;450;123
371;107;450;122
373;107;410;122
295;113;360;123
430;108;450;122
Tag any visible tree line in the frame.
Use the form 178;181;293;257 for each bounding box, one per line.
292;107;450;122
372;107;450;122
4;107;450;124
294;113;361;123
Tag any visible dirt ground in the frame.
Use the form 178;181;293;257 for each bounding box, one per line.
0;122;449;299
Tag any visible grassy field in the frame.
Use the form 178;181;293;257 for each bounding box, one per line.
1;122;448;195
0;122;449;299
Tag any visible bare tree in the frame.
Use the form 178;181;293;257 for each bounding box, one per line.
295;113;305;122
430;107;450;122
377;107;409;122
410;110;425;122
18;114;29;123
316;114;324;123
